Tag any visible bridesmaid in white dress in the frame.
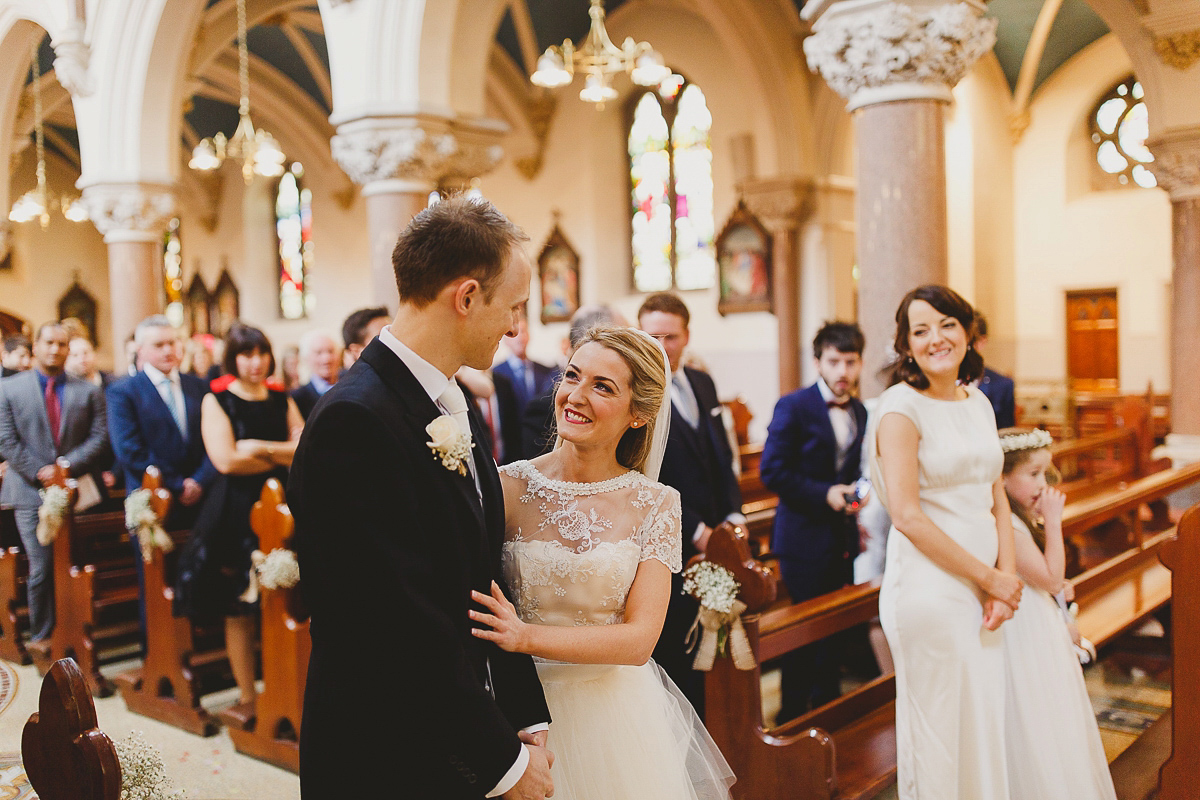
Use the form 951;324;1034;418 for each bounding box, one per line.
867;285;1024;800
998;428;1117;800
471;325;734;800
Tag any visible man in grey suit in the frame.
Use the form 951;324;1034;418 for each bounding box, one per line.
0;322;109;650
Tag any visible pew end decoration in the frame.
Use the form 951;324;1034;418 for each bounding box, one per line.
682;561;755;671
22;657;122;800
111;731;183;800
125;485;173;563
36;484;71;546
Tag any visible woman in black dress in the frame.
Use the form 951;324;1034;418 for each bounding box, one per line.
175;324;304;716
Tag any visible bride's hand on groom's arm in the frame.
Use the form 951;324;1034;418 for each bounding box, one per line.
471;582;532;654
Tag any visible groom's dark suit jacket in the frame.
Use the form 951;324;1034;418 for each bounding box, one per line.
289;339;549;798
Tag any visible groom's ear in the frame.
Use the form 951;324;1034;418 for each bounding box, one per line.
450;278;482;316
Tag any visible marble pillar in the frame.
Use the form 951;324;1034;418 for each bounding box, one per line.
331;117;505;309
1148;127;1200;509
743;178;814;395
803;0;996;395
81;184;176;372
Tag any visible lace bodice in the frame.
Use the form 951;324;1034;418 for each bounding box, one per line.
499;460;682;628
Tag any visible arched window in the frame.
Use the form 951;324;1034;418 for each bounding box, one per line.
1090;76;1156;189
628;74;715;293
276;163;313;320
162;218;185;329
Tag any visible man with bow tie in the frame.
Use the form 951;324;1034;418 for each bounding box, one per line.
761;321;868;720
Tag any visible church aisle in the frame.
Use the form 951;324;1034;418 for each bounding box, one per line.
0;659;299;799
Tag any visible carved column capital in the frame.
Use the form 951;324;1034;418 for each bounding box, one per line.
331;117;506;189
51;22;92;98
802;0;996;111
741;177;815;231
80;184;176;243
1148;127;1200;201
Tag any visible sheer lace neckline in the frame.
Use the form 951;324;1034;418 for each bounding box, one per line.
504;460;642;496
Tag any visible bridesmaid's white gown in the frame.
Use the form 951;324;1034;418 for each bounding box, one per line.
1002;516;1117;800
499;461;734;800
868;383;1009;800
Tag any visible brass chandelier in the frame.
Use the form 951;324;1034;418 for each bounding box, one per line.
530;0;671;108
188;0;286;183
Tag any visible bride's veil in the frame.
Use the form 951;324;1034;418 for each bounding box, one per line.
630;329;673;483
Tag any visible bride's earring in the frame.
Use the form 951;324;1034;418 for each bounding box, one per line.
631;421;642;428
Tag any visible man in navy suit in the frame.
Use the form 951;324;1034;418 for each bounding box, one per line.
974;314;1016;428
639;292;743;716
107;316;217;531
761;321;868;719
491;316;555;463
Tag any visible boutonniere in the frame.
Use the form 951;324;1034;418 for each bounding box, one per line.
426;416;474;476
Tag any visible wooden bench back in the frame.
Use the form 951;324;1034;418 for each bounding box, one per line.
1157;503;1200;799
22;658;121;800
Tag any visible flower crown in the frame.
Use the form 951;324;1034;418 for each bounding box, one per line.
1000;429;1053;454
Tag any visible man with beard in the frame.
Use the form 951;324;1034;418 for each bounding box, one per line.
761;321;868;720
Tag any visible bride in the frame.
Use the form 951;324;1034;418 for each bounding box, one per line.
470;325;735;800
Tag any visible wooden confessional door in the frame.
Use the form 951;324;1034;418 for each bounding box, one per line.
1066;289;1119;392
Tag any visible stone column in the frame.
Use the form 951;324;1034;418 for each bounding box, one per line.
332;117;505;310
743;178;814;396
803;0;996;395
1148;127;1200;509
81;184;176;372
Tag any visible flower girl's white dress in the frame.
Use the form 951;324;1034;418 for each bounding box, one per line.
499;461;735;800
1001;515;1117;800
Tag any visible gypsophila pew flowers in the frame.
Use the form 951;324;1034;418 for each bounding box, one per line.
426;416;473;476
125;489;175;563
113;731;184;800
682;561;757;671
35;485;70;545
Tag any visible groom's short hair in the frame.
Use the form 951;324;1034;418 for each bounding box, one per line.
391;194;529;308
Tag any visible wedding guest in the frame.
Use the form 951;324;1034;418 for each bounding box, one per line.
174;323;303;720
0;322;109;653
64;335;119;494
761;321;868;718
340;306;390;369
974;314;1015;429
1;334;31;378
868;285;1023;800
290;330;340;420
183;334;221;383
123;334;140;376
280;345;301;392
638;292;743;717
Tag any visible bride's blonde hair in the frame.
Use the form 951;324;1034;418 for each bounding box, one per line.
568;325;668;475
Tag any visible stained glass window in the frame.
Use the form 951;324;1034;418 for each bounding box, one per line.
276;162;313;319
628;74;715;292
162;218;185;329
1090;76;1156;189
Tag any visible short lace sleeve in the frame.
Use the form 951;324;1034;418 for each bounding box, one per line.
636;483;683;573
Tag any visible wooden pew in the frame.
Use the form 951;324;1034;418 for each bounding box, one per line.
115;467;228;736
22;657;121;800
0;477;30;663
31;461;140;696
221;478;309;772
703;462;1200;800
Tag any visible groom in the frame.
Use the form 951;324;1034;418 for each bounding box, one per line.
290;196;553;798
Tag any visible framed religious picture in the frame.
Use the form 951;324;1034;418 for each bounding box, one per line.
58;278;99;345
537;220;580;324
211;268;240;337
716;201;773;315
186;274;210;335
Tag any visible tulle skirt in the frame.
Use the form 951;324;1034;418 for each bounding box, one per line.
535;659;735;800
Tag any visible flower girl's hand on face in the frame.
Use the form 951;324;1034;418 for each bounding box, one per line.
471;582;530;653
1035;486;1066;527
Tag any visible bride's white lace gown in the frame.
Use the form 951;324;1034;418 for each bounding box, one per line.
499;461;735;800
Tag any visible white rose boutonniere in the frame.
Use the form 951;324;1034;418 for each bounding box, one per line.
426;415;474;476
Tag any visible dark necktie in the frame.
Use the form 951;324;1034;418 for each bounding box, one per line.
44;378;61;447
827;398;851;410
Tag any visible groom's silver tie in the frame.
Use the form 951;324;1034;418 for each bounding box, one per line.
438;381;481;497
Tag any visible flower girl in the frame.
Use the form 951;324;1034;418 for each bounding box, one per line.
998;428;1116;800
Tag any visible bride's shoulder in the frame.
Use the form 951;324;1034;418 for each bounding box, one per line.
497;459;536;483
633;473;681;504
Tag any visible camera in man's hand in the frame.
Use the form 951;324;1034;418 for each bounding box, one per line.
843;477;871;513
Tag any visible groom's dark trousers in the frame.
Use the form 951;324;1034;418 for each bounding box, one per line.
290;339;549;798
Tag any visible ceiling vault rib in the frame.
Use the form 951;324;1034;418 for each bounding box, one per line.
508;0;542;76
280;21;333;110
1010;0;1065;142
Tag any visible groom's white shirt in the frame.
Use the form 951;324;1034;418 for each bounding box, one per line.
379;326;548;797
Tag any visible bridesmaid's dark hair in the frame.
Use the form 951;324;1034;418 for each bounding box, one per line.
887;284;984;389
223;323;276;379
